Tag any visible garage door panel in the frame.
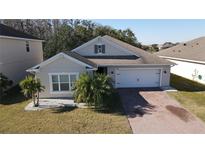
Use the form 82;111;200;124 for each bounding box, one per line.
116;68;161;88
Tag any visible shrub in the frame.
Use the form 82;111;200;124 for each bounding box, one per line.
74;73;115;109
0;73;13;99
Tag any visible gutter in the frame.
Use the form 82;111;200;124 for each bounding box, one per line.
96;64;174;67
159;56;205;65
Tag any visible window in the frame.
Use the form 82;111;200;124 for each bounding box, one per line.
59;75;70;91
70;74;77;89
97;45;103;53
26;41;30;52
51;75;59;91
198;75;202;80
94;44;105;54
50;73;78;93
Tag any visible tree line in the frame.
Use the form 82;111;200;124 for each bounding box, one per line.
0;19;158;59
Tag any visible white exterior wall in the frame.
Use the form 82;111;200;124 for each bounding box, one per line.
168;59;205;84
0;37;43;85
107;65;170;88
160;66;171;86
36;56;88;98
73;38;134;56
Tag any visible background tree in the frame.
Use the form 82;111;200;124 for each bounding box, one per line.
19;76;45;107
0;19;145;59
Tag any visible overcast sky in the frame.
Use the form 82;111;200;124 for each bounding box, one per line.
92;19;205;45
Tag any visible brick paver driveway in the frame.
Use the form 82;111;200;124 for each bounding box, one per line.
118;88;205;134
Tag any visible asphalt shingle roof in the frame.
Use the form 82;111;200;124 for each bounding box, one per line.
100;35;174;65
156;37;205;62
0;23;42;40
65;51;97;68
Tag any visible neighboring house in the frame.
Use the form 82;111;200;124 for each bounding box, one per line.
0;24;43;85
156;37;205;84
27;35;173;98
158;42;179;50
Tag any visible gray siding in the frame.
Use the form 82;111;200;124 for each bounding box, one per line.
36;56;87;98
73;37;133;56
161;66;171;87
0;38;43;85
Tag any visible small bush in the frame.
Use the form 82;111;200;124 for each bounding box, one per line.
0;73;13;99
74;73;115;109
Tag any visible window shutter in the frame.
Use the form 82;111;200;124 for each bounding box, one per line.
102;45;105;53
94;45;98;53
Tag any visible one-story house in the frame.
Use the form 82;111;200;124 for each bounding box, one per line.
27;35;174;98
156;37;205;84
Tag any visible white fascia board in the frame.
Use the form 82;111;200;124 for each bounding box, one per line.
26;67;40;74
27;52;94;72
27;53;64;71
71;36;101;52
86;67;98;71
0;35;44;42
159;56;205;65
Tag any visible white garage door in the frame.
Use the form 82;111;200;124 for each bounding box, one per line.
116;68;161;88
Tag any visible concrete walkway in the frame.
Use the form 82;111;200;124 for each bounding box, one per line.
25;99;86;111
118;88;205;134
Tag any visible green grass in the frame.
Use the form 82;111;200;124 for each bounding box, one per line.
0;87;131;134
170;74;205;92
168;74;205;122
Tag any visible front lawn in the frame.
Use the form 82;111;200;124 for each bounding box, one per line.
168;74;205;122
0;87;131;134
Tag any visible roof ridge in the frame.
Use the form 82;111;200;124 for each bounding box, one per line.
102;35;145;52
158;36;205;53
156;36;205;62
102;35;172;64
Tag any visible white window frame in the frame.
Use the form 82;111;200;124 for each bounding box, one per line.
49;72;79;94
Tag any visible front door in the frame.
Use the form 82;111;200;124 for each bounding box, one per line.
96;67;107;75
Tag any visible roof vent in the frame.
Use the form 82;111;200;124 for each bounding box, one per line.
183;43;187;46
196;43;199;45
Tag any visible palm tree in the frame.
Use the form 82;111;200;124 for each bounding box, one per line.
90;73;113;108
74;73;113;108
19;76;45;107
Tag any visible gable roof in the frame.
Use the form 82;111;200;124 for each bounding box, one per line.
156;37;205;62
65;51;97;68
27;52;97;72
100;35;174;65
72;35;136;56
0;24;42;40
